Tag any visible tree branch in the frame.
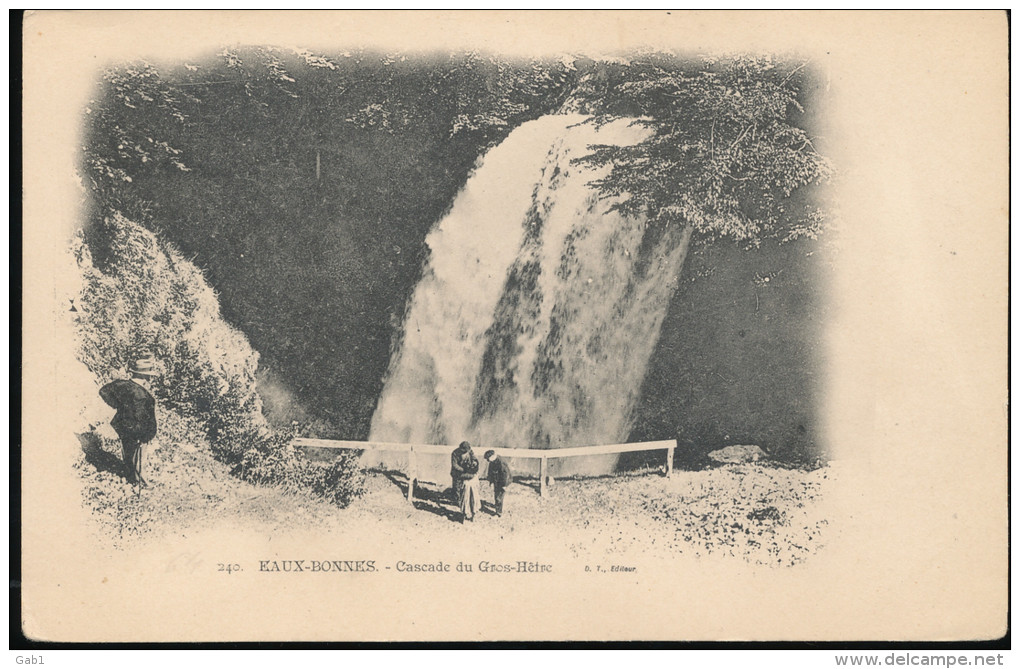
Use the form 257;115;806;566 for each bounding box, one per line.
729;124;753;150
176;80;241;87
780;60;811;88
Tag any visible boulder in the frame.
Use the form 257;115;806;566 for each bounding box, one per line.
707;444;767;464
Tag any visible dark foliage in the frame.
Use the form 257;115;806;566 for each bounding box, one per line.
575;54;832;244
81;47;579;437
74;213;364;507
79;47;832;463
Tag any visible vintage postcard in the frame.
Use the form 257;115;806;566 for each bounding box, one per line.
20;10;1008;642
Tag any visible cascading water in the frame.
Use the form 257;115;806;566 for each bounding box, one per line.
369;114;691;479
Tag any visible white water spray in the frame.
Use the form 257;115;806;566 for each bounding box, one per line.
369;114;690;476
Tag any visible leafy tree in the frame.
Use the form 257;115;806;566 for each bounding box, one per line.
576;54;832;247
78;48;580;440
344;50;577;143
77;48;832;461
566;54;832;459
82;61;196;224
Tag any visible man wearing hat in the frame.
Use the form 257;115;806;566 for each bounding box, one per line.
450;440;480;523
99;355;159;487
483;449;512;517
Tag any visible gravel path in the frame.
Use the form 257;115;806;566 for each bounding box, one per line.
343;464;832;566
76;430;834;566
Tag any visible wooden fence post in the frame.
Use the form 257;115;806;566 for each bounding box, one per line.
291;438;681;502
407;447;417;503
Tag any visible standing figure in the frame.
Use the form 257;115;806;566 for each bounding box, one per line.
450;440;480;523
99;355;159;487
483;450;512;517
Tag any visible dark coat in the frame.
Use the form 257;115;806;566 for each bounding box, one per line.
450;446;479;481
485;456;512;488
99;379;157;443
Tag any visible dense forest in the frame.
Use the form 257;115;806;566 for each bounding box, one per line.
78;47;833;474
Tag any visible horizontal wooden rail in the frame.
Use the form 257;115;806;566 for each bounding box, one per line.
295;436;677;499
294;437;678;500
293;438;675;459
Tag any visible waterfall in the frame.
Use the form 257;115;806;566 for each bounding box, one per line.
369;114;690;478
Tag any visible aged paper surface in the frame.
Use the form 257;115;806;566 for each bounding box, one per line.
21;10;1008;642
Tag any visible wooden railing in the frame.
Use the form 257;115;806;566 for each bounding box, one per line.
293;438;677;501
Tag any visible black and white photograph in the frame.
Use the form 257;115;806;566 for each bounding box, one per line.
18;10;1008;644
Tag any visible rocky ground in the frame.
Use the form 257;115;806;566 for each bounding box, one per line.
75;429;834;566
